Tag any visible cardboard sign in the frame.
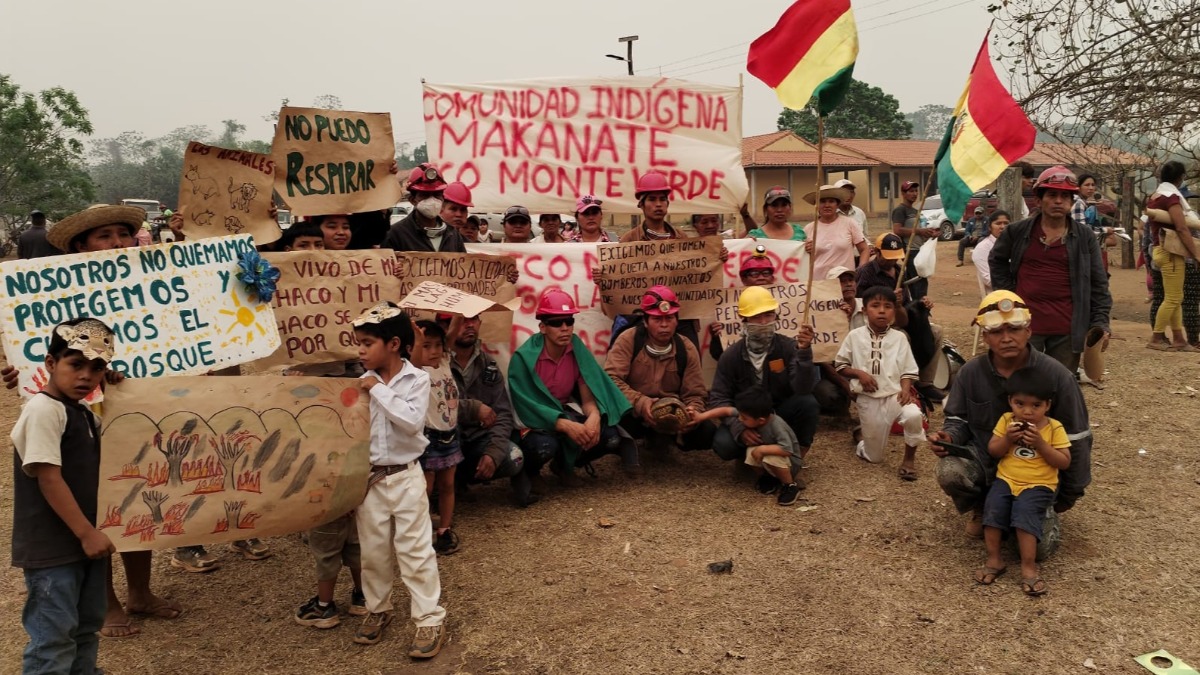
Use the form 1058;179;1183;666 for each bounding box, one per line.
272;106;403;216
258;250;401;367
399;281;511;318
97;376;369;552
0;235;280;398
594;236;723;320
177;141;281;244
393;252;517;302
423;77;749;213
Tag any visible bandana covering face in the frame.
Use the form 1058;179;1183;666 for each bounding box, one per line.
743;323;775;354
353;302;404;327
56;319;115;362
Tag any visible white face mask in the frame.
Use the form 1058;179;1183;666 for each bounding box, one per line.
416;197;443;219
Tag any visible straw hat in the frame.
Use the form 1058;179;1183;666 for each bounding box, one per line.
802;185;852;205
48;204;145;252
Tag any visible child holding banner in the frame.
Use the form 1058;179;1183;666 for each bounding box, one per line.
411;320;464;556
12;317;117;674
350;303;446;657
279;222;326;251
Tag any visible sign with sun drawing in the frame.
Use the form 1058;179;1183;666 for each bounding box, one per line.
0;234;280;400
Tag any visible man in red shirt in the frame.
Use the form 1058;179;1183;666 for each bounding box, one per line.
988;166;1111;372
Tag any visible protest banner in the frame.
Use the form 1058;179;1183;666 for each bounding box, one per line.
97;376;369;552
258;249;400;367
594;236;723;320
393;251;516;302
177;141;281;245
271;106;403;216
0;235;280;399
423;77;749;214
399;281;513;318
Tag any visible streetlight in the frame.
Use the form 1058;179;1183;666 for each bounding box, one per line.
605;35;638;76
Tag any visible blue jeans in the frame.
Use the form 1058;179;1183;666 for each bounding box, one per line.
23;558;108;675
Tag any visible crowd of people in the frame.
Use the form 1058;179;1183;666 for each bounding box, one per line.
18;157;1168;673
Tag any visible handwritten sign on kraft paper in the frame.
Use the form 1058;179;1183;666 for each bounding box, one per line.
97;376;369;552
272;106;403;216
593;236;723;320
0;235;280;398
177;141;281;245
257;249;401;367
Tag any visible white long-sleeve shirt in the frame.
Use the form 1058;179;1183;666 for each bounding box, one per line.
972;234;996;295
363;360;430;466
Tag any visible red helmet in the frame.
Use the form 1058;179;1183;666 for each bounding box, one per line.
641;285;681;317
407;163;447;193
536;289;579;317
739;245;775;277
443;181;473;207
634;171;671;200
1034;165;1079;193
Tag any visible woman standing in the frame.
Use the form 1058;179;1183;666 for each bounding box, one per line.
801;185;868;279
971;210;1010;295
748;187;807;241
568;195;615;243
1146;161;1200;351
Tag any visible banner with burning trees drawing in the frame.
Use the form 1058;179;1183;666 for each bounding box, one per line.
97;376;370;552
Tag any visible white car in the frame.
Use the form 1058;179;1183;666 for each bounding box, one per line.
920;194;964;241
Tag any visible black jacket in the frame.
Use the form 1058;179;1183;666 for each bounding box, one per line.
708;334;816;437
381;213;466;253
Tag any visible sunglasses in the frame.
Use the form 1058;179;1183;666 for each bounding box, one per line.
541;317;575;328
1040;173;1078;187
579;195;602;205
742;269;774;279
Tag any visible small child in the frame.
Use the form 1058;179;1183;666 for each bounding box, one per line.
979;367;1071;596
695;386;805;506
351;302;446;658
833;286;924;480
410;320;464;556
279;222;326;251
12;318;117;674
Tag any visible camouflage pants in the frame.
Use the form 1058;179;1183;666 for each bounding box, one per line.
936;456;1061;562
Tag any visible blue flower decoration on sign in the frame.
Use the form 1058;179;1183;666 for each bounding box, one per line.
236;249;281;303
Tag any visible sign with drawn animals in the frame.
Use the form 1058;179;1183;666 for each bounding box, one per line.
270;106;403;216
0;234;281;400
177;141;281;245
97;376;370;552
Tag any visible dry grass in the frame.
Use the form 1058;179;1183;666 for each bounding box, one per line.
1;241;1198;674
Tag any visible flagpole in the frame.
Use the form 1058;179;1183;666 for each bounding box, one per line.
802;115;824;327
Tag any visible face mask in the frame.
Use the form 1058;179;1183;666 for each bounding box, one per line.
743;323;775;353
416;197;443;219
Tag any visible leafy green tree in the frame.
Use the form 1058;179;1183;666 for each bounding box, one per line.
0;74;96;222
395;142;428;168
905;104;954;141
777;79;912;143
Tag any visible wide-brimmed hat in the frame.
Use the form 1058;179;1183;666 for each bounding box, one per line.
802;185;853;205
48;204;144;251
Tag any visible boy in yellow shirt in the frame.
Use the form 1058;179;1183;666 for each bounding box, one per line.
979;368;1071;596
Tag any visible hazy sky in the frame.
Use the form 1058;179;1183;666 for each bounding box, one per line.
7;0;991;147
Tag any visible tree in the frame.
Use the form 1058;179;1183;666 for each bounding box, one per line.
395;142;428;168
991;0;1198;175
0;74;96;222
777;79;912;143
905;104;954;141
264;94;343;123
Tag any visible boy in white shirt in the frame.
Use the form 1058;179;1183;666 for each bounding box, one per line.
350;302;447;659
833;286;925;481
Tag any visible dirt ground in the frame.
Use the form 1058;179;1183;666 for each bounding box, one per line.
1;240;1197;674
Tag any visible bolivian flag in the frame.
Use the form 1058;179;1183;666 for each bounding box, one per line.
934;34;1036;224
747;0;858;114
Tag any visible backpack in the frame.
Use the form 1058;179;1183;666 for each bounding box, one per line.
609;313;698;376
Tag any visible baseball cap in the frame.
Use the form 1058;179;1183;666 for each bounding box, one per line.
900;180;920;191
30;209;45;217
503;206;531;223
875;233;905;260
974;206;985;214
764;186;792;205
576;194;603;213
833;179;856;190
826;266;856;280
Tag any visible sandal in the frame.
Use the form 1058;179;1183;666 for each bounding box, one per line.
897;466;918;482
973;566;1007;585
100;619;141;639
128;598;183;620
1146;342;1172;351
1022;577;1048;596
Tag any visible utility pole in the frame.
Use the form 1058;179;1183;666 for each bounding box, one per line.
606;35;639;75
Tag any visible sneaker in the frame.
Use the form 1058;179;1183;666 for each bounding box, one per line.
170;546;220;573
756;474;781;495
354;611;393;645
777;483;802;506
510;471;540;508
294;596;340;629
433;529;461;556
229;538;272;561
409;624;446;659
348;588;368;617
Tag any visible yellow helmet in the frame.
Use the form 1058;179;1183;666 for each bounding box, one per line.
974;290;1032;330
737;286;779;318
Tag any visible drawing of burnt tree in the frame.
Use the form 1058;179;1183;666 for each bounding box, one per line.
154;426;201;487
212;430;258;491
224;500;245;530
142;490;169;523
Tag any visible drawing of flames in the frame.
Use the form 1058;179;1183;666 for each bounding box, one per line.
236;470;262;493
100;505;122;528
122;514;156;542
160;502;189;536
110;462;169;487
189;477;225;495
181;456;223;482
212;500;261;533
